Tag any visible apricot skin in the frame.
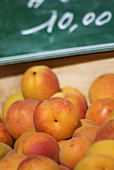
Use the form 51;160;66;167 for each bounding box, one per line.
18;132;60;164
5;99;39;139
33;97;79;141
21;65;60;101
89;73;114;103
59;137;92;169
86;98;114;125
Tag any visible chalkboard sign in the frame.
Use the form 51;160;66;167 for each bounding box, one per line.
0;0;114;65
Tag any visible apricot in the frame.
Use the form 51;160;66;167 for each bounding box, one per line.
79;119;99;127
73;126;99;143
59;137;92;169
0;142;12;159
14;128;36;150
61;86;87;107
5;99;38;139
0;122;13;147
85;98;114;125
18;132;60;163
17;156;60;170
33;97;79;141
95;119;114;142
89;73;114;103
74;154;114;170
21;65;60;101
87;139;114;159
0;153;27;170
51;92;87;119
1;92;24;124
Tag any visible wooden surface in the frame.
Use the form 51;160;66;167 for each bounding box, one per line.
0;52;114;107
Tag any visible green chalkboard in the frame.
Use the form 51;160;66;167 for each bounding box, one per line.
0;0;114;65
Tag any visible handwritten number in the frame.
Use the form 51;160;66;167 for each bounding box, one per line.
95;11;112;26
58;12;74;30
82;12;96;26
21;10;57;35
21;8;112;35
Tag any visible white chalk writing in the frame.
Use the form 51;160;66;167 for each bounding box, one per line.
95;11;112;26
21;1;112;35
27;0;45;9
83;11;112;26
57;12;74;30
21;10;57;35
21;10;112;35
82;12;96;26
27;0;69;9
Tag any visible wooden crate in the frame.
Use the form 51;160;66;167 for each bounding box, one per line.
0;51;114;111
